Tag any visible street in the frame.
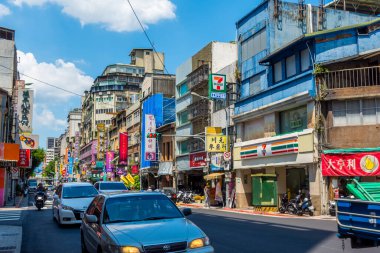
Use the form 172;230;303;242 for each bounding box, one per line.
18;197;378;253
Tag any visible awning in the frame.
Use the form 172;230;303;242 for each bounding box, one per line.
204;172;224;180
158;162;173;176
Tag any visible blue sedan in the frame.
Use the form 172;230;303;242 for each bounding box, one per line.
80;191;214;253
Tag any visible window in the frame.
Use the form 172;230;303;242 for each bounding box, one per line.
249;74;262;95
301;49;311;71
178;82;189;97
332;99;380;126
178;110;189;125
179;140;189;154
274;61;282;82
279;106;308;134
241;28;266;62
286;55;296;78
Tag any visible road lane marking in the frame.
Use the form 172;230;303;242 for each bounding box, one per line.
271;224;309;231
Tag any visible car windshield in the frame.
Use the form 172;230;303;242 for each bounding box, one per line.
62;186;98;199
29;181;37;187
103;194;183;223
100;183;127;190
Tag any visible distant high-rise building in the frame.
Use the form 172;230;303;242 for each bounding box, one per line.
46;137;57;149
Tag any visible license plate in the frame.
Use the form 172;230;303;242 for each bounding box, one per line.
80;213;84;219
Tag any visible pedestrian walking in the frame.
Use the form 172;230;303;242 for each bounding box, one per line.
204;184;210;208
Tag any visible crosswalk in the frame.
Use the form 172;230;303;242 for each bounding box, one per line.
0;210;22;221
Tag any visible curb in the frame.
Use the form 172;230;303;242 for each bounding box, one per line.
177;203;336;220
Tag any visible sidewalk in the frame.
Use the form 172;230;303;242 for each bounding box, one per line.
177;202;336;220
0;195;29;253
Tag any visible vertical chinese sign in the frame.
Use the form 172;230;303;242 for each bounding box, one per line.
145;114;156;161
17;149;31;168
106;151;114;173
74;131;80;161
97;123;105;160
17;89;34;133
119;132;128;165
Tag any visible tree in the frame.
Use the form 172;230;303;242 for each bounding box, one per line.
43;159;56;178
25;148;45;178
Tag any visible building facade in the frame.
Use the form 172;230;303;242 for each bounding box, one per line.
233;0;379;213
175;41;237;194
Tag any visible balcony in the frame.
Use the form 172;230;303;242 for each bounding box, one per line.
188;100;209;121
187;64;209;91
318;66;380;89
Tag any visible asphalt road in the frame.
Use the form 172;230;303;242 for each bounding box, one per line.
20;201;379;253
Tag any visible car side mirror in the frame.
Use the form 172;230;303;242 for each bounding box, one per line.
182;208;192;216
85;214;98;223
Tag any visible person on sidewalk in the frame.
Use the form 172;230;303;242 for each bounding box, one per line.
204;184;210;208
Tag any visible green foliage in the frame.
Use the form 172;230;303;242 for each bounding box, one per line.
43;159;56;178
313;64;329;74
25;148;45;178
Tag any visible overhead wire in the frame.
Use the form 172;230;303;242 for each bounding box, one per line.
0;64;83;97
126;0;169;74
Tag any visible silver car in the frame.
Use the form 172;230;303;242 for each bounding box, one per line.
80;192;214;253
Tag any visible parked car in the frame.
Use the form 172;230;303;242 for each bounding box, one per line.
81;192;214;253
94;181;128;193
52;182;98;225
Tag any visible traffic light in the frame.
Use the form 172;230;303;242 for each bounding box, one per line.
146;133;162;139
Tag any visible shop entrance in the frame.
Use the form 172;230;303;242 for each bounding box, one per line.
286;168;307;198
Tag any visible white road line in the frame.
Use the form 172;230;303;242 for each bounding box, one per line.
271;224;309;231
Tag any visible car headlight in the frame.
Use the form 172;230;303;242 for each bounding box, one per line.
189;237;210;249
61;204;74;211
120;246;140;253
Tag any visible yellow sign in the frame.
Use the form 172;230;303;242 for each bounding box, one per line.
205;127;222;135
206;135;227;152
120;175;129;185
126;174;135;184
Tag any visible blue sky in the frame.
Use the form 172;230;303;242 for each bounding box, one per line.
0;0;320;148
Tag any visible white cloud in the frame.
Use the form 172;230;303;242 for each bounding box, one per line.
0;4;11;17
9;0;176;32
17;50;94;101
33;104;67;131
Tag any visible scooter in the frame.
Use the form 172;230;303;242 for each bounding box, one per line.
35;191;45;211
183;191;194;203
278;193;289;213
23;187;28;197
328;200;336;216
297;193;315;216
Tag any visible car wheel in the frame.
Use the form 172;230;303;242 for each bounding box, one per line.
81;232;89;253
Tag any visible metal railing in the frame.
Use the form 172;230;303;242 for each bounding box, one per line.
319;66;380;89
187;64;209;89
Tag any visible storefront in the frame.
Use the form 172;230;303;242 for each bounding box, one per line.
0;143;20;207
233;129;319;213
322;148;380;203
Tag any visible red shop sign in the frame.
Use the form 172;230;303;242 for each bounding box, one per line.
17;149;31;168
321;152;380;176
190;152;207;168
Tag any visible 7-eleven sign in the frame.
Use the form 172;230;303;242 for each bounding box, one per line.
209;74;226;99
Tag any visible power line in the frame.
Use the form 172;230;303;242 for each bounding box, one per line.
0;64;83;97
126;0;169;74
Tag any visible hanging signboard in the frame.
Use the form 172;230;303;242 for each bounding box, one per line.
206;135;227;152
97;123;105;160
119;132;128;165
322;152;380;176
19;134;39;150
17;149;31;168
210;153;223;171
208;74;226;99
189;152;207;168
145;114;156;161
17;89;34;133
105;151;114;173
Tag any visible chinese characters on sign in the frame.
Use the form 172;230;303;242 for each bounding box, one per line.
321;153;380;176
206;135;227;152
119;132;128;165
144;114;156;161
17;89;34;133
189;152;207;168
208;74;226;100
97;123;105;160
105;151;114;173
17;149;31;168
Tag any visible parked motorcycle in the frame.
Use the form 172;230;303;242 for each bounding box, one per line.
35;191;45;211
183;191;194;204
23;187;28;197
278;193;289;213
328;200;336;216
177;191;184;203
297;193;314;216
